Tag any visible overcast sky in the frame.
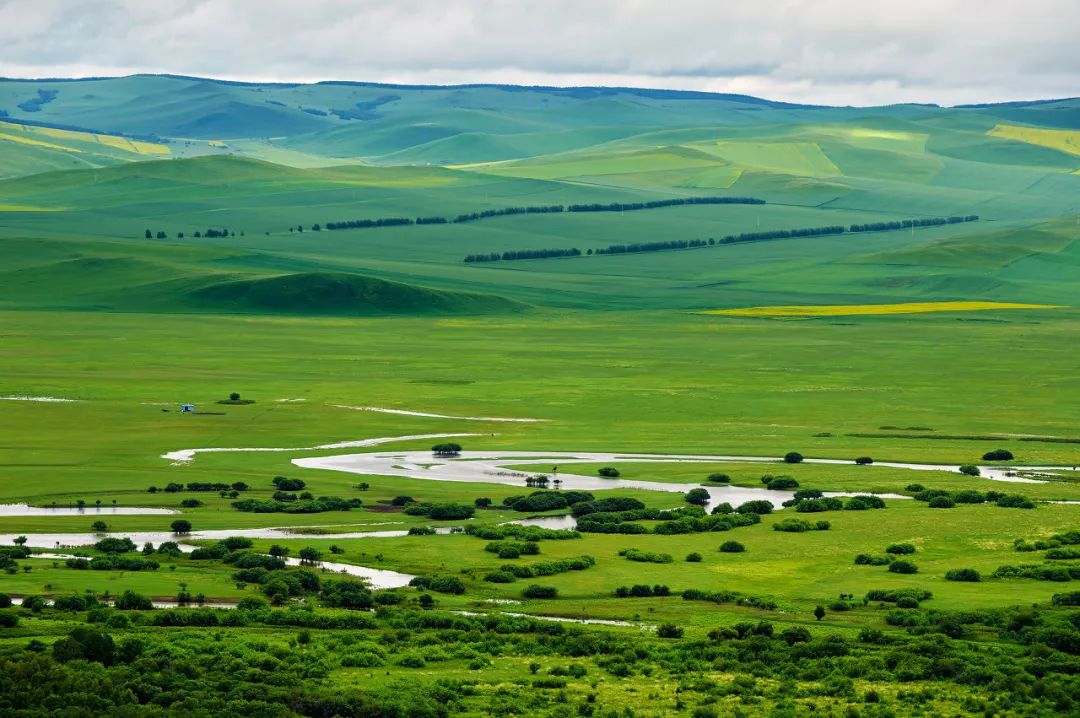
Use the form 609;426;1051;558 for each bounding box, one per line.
0;0;1077;106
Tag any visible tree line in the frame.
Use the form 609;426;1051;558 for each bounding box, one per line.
849;215;978;233
461;215;981;262
322;195;766;232
465;247;582;263
142;228;242;239
567;196;764;212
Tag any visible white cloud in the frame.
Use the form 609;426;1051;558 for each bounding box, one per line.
0;0;1077;105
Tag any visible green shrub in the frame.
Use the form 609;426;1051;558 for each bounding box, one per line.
982;449;1014;461
763;475;799;490
522;584;558;599
736;500;773;515
953;490;986;504
958;465;980;476
1046;548;1080;560
507;491;568;512
865;588;931;604
888;560;918;574
398;654;426;668
94;537;136;554
784;452;804;464
929;496;955;508
885;543;916;555
794;497;843;512
855;456;874;465
995;494;1035;509
773;518;828;533
684;488;710;505
488;570;520;583
686;552;703;562
844;495;886;510
719;541;745;553
597;467;620;478
854;554;893;566
706;473;730;483
571;497;645;516
657;623;684;638
113;590;153;610
619;548;673;563
945;568;981;582
408;575;465;595
781;626;812;645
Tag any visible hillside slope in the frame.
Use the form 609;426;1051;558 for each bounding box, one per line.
185;271;527;315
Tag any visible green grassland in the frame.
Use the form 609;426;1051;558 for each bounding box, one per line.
0;76;1079;716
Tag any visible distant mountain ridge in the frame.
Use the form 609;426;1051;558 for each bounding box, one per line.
1;74;1078;174
2;72;1076;109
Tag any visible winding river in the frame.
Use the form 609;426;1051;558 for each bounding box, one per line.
2;438;1071;591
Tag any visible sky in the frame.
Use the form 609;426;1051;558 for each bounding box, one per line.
0;0;1077;106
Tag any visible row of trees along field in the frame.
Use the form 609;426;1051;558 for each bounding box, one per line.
322;196;766;231
462;215;980;262
143;228;240;239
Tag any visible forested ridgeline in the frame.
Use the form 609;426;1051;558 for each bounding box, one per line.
321;196;765;232
463;215;980;263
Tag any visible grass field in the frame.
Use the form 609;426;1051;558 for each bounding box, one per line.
0;76;1078;717
699;301;1062;317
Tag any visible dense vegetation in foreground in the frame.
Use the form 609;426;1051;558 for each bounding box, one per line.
1;582;1078;717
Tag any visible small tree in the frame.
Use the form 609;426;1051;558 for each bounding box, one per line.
13;536;28;546
144;229;152;239
91;521;108;533
432;443;462;457
170;519;192;535
269;544;289;558
684;488;710;506
597;467;620;478
298;547;322;566
229;392;240;401
958;465;980;476
784;452;804;464
855;456;874;465
814;605;826;621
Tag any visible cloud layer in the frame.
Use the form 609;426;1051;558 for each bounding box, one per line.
1;0;1077;105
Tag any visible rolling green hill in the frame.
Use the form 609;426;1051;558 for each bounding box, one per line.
185;271;527;315
0;75;1078;316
